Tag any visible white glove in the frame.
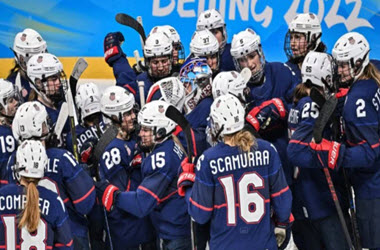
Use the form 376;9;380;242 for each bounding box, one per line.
275;227;286;246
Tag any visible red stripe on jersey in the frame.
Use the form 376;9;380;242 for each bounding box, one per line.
189;197;213;211
159;190;178;203
270;186;290;198
123;84;136;95
138;186;160;202
55;239;74;247
0;180;8;185
73;186;95;204
289;139;308;146
63;198;70;203
146;85;160;103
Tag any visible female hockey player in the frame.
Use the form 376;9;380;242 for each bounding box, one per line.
96;100;191;250
196;9;235;71
97;86;156;249
9;101;95;249
307;32;380;249
287;51;350;250
178;94;293;250
7;28;48;100
0;140;73;249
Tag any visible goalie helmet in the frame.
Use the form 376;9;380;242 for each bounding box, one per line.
14;140;47;181
332;32;370;85
284;13;322;63
302;51;334;95
13;28;47;71
100;86;135;125
75;82;101;122
12;101;49;142
138;100;176;142
196;9;227;50
179;58;212;93
209;94;245;140
212;68;251;102
0;79;22;118
231;28;265;83
146;77;186;111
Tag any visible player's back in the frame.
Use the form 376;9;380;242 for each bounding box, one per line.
191;139;291;249
0;184;73;249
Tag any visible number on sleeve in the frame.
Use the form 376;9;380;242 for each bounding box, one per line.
356;99;366;118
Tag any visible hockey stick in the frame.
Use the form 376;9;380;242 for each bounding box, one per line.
138;81;146;107
165;106;197;250
54;102;68;138
115;13;146;44
312;95;354;249
69;58;88;100
136;16;145;51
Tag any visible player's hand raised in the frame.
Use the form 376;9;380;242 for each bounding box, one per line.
104;32;126;66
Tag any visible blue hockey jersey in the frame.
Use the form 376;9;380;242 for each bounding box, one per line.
115;139;191;240
219;43;235;72
187;139;292;250
185;96;213;130
7;71;32;101
0;125;16;186
0;184;73;249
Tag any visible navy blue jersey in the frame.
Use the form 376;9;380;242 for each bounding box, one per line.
7;71;32;100
6;148;95;238
0;125;16;186
284;60;302;85
0;184;73;249
173;126;210;158
187;139;292;249
111;56;137;86
116;139;190;240
340;79;380;199
185;96;213;129
99;137;155;248
220;43;235;72
287;97;347;220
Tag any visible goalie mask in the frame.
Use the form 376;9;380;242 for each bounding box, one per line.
14;140;47;181
146;76;186;112
332;32;370;87
144;32;173;79
75;82;101;123
0;79;23;122
196;9;227;51
13;28;47;71
212;69;251;102
231;28;265;84
190;29;220;72
284;13;322;64
27;53;66;107
12;101;50;142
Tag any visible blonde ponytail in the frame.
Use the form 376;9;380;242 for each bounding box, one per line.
19;178;40;232
225;130;256;152
360;63;380;87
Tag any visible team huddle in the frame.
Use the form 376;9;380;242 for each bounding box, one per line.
1;8;380;250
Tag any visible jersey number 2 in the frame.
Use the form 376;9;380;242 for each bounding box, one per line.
219;172;265;225
2;215;47;249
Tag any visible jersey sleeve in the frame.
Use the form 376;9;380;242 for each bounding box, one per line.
112;56;137;86
60;150;95;215
187;154;214;224
115;150;178;218
53;196;74;250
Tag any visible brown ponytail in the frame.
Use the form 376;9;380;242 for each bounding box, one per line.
360;63;380;87
293;82;310;104
225;130;256;152
19;177;40;232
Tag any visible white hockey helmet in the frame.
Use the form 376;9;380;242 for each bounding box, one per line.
212;68;251;101
13;28;47;70
190;29;220;57
100;86;135;125
146;77;186;111
15;140;47;181
75;82;101;122
0;79;22;117
209;94;245;139
332;32;370;83
302;51;334;93
231;28;265;82
196;9;227;50
284;13;322;61
27;53;63;84
144;31;173;59
138;100;176;141
12;101;49;142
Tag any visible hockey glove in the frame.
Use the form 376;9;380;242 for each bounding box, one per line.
246;98;287;131
80;137;98;164
104;32;125;66
177;157;195;197
309;139;345;170
95;180;120;212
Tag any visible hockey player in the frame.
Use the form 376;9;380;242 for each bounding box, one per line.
178;94;293;249
306;32;380;249
179;58;214;129
26;53;70;134
0;140;73;249
149;25;185;72
189;29;220;76
287;51;350;249
96;100;191;250
7;28;48;100
196;9;235;71
9;101;95;249
284;13;327;83
211;69;251;102
97;86;156;249
0;79;22;183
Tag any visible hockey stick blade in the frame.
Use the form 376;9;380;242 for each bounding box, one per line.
115;13;146;43
69;58;88;98
312;95;337;143
310;87;326;108
54;102;68;137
